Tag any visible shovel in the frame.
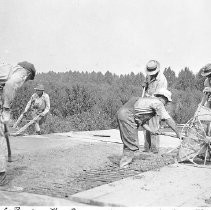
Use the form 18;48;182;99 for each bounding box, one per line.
13;113;25;128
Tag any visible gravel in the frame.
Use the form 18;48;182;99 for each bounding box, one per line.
6;141;175;199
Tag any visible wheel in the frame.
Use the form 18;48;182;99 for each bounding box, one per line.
178;116;211;167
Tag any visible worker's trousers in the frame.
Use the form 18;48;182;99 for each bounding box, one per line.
0;90;6;172
144;115;160;153
0;133;6;173
117;97;140;153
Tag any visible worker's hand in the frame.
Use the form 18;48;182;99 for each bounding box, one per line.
0;108;10;124
176;132;181;139
39;112;45;117
142;81;148;89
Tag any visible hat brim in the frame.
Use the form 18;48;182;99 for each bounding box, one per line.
145;67;160;75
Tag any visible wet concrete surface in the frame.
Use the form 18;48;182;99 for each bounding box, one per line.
0;129;185;206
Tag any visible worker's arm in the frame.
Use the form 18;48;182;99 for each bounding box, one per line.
40;94;50;116
142;78;149;92
165;118;180;139
152;101;180;138
24;95;34;113
201;93;208;106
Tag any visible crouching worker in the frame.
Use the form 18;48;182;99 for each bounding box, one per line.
23;84;50;135
0;61;36;186
117;88;180;168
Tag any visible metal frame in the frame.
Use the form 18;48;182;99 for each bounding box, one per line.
179;106;211;167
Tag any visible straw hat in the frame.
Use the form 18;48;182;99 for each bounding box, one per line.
201;64;211;77
145;60;160;76
34;84;44;91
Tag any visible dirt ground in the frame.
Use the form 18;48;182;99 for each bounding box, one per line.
5;137;174;200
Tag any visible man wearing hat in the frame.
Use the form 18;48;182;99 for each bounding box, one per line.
142;60;168;153
0;61;36;123
201;64;211;108
199;64;211;136
117;88;180;168
0;61;36;186
23;84;50;135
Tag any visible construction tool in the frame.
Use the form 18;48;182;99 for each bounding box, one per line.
4;123;12;162
159;132;180;139
12;115;40;136
141;86;146;98
13;113;24;128
93;135;111;137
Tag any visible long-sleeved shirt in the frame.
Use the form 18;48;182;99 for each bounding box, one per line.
24;92;50;115
145;71;167;96
134;97;171;125
0;63;29;108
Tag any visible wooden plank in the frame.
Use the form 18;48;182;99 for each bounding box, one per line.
13;113;24;128
12;115;40;136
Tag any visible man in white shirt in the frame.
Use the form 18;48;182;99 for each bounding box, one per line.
23;84;50;135
142;60;168;153
117;88;180;168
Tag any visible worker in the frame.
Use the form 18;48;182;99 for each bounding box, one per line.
23;84;50;135
117;88;180;168
0;61;36;186
200;64;211;135
200;64;211;108
142;60;168;153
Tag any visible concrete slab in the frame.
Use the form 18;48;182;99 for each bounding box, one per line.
9;135;87;155
3;129;183;207
72;164;211;207
0;190;87;206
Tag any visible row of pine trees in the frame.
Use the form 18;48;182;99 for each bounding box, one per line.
11;67;205;133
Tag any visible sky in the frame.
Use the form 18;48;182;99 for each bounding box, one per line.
0;0;211;75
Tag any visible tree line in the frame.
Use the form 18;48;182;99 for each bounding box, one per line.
11;67;205;133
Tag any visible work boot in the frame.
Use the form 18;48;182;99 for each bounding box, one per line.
1;108;10;123
119;150;134;168
0;172;8;186
151;146;159;154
